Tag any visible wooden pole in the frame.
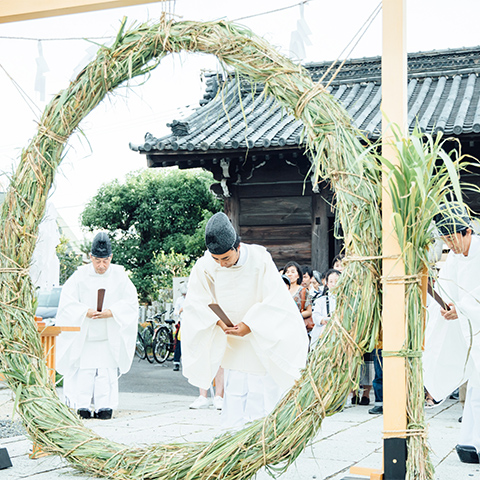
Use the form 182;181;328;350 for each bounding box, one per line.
381;0;408;479
0;0;165;24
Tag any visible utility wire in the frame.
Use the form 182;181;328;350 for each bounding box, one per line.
233;0;311;22
0;0;377;120
0;64;41;117
0;34;111;41
320;2;382;88
0;0;312;42
337;2;381;61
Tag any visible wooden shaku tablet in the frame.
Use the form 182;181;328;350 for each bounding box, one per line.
208;303;234;327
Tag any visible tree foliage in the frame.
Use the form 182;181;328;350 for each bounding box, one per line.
153;250;193;291
56;236;83;285
152;250;193;305
81;168;222;301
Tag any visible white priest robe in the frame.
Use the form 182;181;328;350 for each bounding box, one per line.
182;243;308;427
424;235;480;450
56;263;138;410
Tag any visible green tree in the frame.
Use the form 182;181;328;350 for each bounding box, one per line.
81;168;222;302
56;236;83;285
152;249;193;304
79;238;92;258
152;250;193;291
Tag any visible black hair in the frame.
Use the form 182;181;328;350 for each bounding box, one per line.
322;268;342;296
325;268;341;280
332;253;345;267
301;265;313;278
283;261;303;285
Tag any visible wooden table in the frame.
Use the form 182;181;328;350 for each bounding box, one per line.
35;323;80;384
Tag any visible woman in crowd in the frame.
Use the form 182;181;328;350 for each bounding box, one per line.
284;261;313;332
332;253;345;273
310;270;325;307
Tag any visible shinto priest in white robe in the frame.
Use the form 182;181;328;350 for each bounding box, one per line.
424;235;480;450
56;263;138;410
182;243;309;428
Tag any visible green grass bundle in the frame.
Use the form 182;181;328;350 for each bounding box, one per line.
0;16;464;480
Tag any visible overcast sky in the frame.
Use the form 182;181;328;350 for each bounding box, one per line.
1;0;479;240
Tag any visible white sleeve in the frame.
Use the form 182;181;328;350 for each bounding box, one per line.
107;275;139;374
181;259;228;390
239;251;309;390
55;272;89;375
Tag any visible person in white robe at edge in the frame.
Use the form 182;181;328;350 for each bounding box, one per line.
56;232;138;420
423;202;480;464
181;212;309;430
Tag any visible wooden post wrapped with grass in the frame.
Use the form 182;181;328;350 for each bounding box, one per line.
0;16;465;480
379;129;470;480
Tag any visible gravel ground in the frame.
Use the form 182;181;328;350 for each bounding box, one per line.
0;383;26;439
0;419;26;439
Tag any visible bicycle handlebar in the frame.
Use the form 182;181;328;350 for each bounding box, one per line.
145;311;167;321
141;309;175;326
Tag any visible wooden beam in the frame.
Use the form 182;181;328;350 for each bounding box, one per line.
350;466;383;480
381;0;408;478
311;191;329;273
0;1;165;24
224;185;240;233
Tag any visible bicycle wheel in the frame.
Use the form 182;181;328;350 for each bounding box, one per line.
135;332;146;360
144;328;155;363
153;327;171;363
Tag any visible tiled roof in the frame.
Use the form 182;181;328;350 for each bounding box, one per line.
131;46;480;155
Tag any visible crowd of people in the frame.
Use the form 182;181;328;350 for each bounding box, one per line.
54;200;480;465
279;255;378;411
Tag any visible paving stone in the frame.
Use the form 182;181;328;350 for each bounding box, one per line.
1;378;478;479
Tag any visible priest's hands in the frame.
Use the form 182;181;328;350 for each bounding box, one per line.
216;319;228;331
441;303;457;320
224;322;251;337
216;320;251;336
87;308;113;319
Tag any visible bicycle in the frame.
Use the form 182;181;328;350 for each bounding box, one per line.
152;309;177;364
135;328;146;360
136;311;166;363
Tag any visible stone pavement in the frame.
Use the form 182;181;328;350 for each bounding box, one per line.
1;381;479;479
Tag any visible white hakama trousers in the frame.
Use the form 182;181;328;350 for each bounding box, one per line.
222;369;284;430
63;367;119;412
459;385;480;451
